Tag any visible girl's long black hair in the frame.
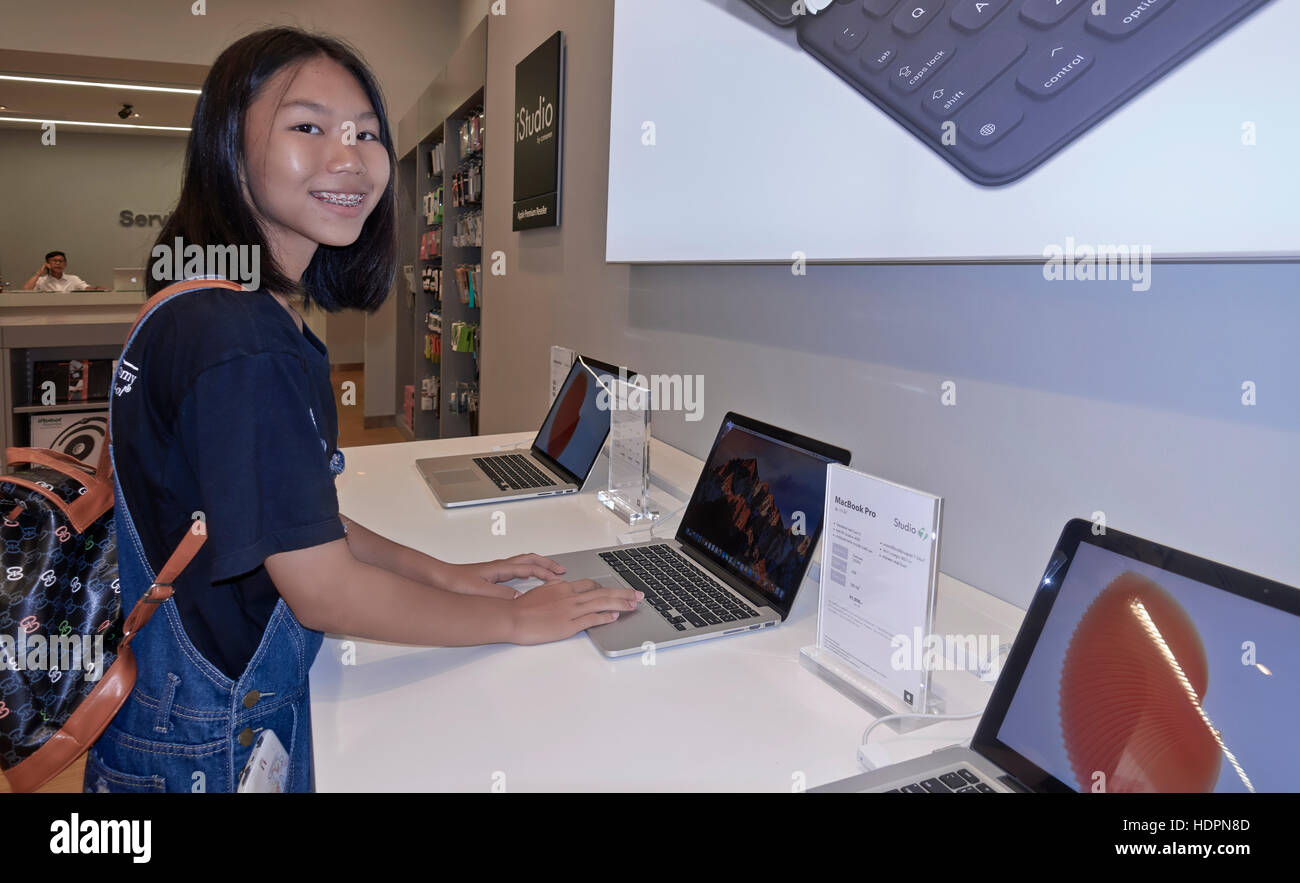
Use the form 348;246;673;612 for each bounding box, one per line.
147;26;397;312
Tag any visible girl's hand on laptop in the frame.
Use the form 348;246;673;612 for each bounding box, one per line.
434;554;567;599
509;579;643;645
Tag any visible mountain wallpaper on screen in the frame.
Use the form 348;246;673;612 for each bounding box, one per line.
691;456;813;595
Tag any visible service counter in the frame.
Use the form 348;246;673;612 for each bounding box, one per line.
0;291;140;468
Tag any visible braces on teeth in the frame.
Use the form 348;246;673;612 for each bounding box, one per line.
315;192;363;205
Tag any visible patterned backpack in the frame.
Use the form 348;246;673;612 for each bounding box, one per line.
0;280;236;791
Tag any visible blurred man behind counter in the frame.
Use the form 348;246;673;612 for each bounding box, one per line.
23;251;107;291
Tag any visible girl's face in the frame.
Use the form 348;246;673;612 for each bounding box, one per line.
241;56;389;277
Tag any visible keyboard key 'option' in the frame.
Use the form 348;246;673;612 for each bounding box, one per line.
1086;0;1175;39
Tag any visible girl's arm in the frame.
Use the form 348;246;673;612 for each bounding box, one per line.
265;538;641;646
339;513;565;598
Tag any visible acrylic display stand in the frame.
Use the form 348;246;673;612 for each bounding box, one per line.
799;645;948;734
597;374;660;526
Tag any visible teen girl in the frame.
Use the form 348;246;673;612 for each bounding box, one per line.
86;27;639;793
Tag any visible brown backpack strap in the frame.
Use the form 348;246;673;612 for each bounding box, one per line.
121;278;246;349
2;509;208;792
94;278;246;482
5;447;97;476
106;279;234;637
4;447;112;533
119;519;208;649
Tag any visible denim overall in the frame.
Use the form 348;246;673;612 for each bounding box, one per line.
83;285;324;793
82;476;322;793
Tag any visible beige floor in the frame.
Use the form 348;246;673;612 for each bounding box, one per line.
2;366;403;794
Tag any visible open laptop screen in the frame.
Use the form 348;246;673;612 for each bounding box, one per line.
532;356;620;485
983;528;1299;793
677;413;849;618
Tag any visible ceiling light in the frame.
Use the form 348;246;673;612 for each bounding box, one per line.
0;74;200;95
0;116;189;132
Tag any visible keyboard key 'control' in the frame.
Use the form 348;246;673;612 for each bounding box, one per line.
1017;46;1095;98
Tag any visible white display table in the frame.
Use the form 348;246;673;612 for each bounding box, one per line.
311;432;1024;791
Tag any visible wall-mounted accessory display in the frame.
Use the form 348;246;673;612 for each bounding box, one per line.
449;321;479;354
513;31;565;230
419;229;443;260
453;264;482;307
423;186;444;225
421;266;442;296
401;82;485;444
420;376;439;412
459;110;485;155
448;381;479;415
450;161;483;207
452;212;483;248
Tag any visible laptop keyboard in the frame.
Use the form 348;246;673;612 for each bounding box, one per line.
471;453;557;492
599;544;760;631
887;766;998;793
794;0;1269;184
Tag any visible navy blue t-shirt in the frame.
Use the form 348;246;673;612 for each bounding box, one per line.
112;287;347;681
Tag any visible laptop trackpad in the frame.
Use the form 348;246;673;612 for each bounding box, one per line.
435;469;480;485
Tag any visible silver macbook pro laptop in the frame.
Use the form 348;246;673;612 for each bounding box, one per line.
549;412;851;657
112;268;146;292
814;519;1300;793
416;355;623;507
